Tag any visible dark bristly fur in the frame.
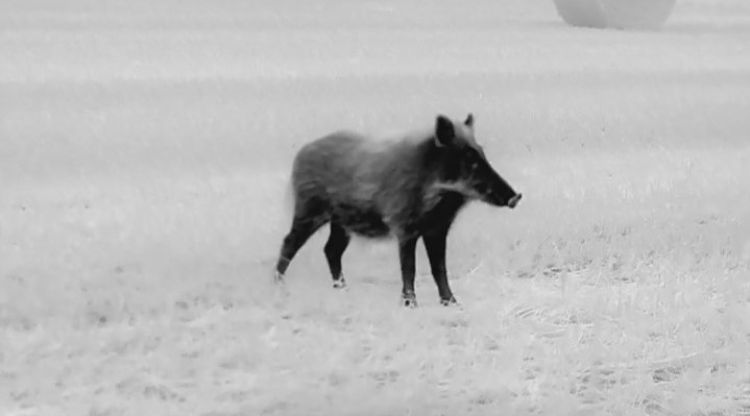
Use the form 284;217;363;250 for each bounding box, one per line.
274;113;522;307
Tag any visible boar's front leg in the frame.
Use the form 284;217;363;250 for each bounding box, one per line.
397;236;419;308
423;230;458;306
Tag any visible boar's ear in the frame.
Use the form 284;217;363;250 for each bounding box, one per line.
464;113;474;128
434;114;456;147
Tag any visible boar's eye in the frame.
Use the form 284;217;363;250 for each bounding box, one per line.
465;148;482;170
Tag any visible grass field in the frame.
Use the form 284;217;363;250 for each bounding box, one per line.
2;0;750;414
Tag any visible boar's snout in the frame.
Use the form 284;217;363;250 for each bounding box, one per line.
507;193;522;209
483;171;521;209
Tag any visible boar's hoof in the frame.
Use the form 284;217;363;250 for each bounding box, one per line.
402;294;418;308
440;296;458;307
332;277;347;289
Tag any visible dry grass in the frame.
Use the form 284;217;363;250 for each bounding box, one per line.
2;0;750;415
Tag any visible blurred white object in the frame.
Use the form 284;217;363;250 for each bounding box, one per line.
553;0;677;30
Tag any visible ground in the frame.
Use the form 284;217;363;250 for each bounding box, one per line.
1;0;750;415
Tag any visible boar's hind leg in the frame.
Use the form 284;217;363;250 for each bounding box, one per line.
275;213;328;280
423;231;458;306
324;222;350;289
